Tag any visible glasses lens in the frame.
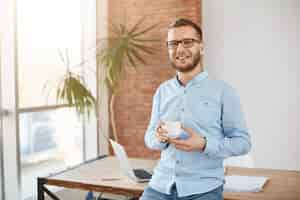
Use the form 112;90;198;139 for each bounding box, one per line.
182;39;194;48
167;41;179;49
167;39;198;49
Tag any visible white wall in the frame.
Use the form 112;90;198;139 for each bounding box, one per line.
203;0;300;170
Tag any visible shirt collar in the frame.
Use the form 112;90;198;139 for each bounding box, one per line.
174;70;208;87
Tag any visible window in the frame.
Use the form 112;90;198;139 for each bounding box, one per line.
16;0;97;199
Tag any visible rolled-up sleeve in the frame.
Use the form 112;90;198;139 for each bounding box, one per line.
204;85;252;159
144;88;168;150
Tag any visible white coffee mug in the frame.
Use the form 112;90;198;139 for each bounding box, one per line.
162;121;182;138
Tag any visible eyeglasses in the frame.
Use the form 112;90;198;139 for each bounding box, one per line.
166;38;201;49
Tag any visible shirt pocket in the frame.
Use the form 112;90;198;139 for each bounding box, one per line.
189;97;221;125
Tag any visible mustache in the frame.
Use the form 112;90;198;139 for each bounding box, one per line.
175;53;190;59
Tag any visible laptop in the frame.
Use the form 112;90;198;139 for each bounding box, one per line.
109;139;152;182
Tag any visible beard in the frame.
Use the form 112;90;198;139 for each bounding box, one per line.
170;52;201;73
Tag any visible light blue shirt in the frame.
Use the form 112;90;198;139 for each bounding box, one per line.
144;70;251;197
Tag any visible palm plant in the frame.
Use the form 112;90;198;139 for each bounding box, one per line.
56;70;96;118
96;17;159;142
47;17;159;142
44;49;96;119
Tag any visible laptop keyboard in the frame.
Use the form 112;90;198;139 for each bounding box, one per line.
133;169;152;179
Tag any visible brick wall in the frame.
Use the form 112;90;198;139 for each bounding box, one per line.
107;0;201;158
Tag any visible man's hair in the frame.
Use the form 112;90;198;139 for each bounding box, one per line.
168;18;203;41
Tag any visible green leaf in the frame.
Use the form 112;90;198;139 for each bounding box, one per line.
125;50;137;69
58;49;66;66
130;42;157;55
131;23;159;37
59;81;67;103
132;38;160;43
119;24;126;35
130;47;147;65
109;23;122;35
56;87;61;103
128;16;147;35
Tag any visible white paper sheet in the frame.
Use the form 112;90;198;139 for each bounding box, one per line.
224;175;268;192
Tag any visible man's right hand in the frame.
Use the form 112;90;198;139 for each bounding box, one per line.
155;121;169;143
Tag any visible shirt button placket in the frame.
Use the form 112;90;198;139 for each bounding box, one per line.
182;89;186;113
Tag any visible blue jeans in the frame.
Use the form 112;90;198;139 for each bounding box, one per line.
139;184;223;200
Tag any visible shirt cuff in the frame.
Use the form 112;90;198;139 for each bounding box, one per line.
203;136;219;156
153;137;169;149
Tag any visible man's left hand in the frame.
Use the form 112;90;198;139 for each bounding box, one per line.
168;126;206;152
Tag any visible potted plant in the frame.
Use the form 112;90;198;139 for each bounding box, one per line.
46;17;159;142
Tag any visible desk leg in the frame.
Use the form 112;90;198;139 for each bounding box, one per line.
37;177;45;200
37;177;61;200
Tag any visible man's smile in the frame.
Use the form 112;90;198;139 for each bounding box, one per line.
176;55;191;62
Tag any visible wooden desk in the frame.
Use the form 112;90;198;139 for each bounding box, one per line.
37;156;300;200
224;166;300;200
37;156;156;200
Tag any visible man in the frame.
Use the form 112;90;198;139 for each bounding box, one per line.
141;18;251;200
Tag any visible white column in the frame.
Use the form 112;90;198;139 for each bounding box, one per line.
0;0;21;198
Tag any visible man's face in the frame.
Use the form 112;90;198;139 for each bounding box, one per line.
167;26;203;72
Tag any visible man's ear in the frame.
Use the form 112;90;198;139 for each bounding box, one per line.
199;43;204;55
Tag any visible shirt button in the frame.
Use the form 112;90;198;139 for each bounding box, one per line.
181;108;184;112
176;160;180;164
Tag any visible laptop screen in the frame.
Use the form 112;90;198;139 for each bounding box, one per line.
109;139;136;179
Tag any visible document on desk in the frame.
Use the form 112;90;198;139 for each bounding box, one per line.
224;175;268;192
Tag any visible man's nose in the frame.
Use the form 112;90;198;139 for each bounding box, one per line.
175;42;187;56
177;42;185;50
176;42;186;53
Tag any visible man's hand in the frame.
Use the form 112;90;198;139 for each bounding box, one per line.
155;121;169;143
168;126;206;152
